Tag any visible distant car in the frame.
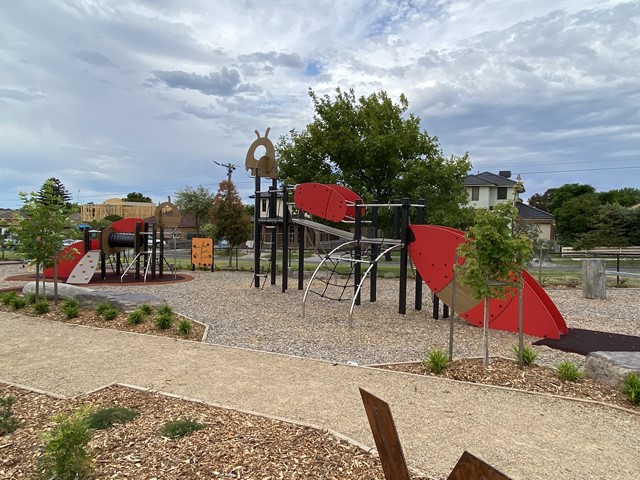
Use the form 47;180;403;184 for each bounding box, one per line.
62;239;78;247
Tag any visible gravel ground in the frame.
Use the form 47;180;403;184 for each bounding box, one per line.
2;262;638;369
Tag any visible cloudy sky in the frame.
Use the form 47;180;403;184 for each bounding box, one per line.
1;0;638;210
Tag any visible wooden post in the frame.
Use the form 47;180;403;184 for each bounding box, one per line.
582;259;606;299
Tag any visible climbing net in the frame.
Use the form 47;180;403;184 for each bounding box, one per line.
302;239;402;326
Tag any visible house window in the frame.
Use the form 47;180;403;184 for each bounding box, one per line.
471;186;479;201
261;199;267;212
497;187;508;200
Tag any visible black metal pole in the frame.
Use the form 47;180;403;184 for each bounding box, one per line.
433;294;440;319
282;184;289;293
298;208;305;290
398;198;409;315
270;180;277;286
354;199;362;306
415;198;425;310
370;201;378;303
134;222;141;280
254;175;261;288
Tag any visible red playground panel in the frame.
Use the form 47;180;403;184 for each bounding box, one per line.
294;183;348;222
408;224;566;339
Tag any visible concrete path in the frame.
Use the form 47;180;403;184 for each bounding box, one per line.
1;311;638;479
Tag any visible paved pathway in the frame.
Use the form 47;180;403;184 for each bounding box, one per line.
1;311;638;479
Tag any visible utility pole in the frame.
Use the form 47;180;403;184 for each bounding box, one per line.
214;161;236;183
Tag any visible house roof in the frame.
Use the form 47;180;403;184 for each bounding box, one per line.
464;172;517;188
516;202;554;221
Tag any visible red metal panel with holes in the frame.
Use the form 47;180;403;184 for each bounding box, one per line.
325;184;365;220
293;183;347;222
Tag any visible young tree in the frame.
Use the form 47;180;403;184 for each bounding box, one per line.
123;192;152;203
456;203;533;367
13;183;77;301
174;185;215;234
209;180;252;266
277;87;471;226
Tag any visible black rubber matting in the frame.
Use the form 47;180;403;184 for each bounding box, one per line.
533;328;640;356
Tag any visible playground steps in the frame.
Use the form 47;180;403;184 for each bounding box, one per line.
67;251;100;284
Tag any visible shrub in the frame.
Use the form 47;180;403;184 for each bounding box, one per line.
139;304;154;316
157;304;174;316
158;419;205;439
0;394;19;435
102;307;118;321
33;299;51;314
0;291;19;306
423;349;450;374
10;297;28;310
95;302;114;316
177;319;193;336
556;361;583;382
36;407;94;480
127;310;145;325
85;406;139;430
155;313;173;330
26;292;38;304
513;345;538;366
61;299;80;319
623;372;640;406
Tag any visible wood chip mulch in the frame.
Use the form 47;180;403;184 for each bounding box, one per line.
0;383;427;479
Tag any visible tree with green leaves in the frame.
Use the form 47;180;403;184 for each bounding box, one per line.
598;188;640;208
276;87;472;228
456;203;533;367
548;183;596;214
174;185;215;234
527;190;553;212
123;192;152;203
554;193;601;246
574;203;630;249
13;181;78;301
208;180;252;266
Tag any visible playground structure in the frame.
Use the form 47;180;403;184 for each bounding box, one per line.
245;127;566;339
43;199;182;284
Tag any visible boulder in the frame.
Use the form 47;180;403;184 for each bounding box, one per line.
22;281;166;312
585;351;640;389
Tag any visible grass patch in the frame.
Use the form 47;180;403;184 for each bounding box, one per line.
33;299;51;314
139;304;154;316
623;372;640;406
556;361;583;382
177;319;192;336
0;394;19;435
423;348;450;374
0;291;19;306
513;345;538;366
127;309;145;325
155;312;173;330
10;297;28;310
85;406;139;430
157;304;174;316
158;419;205;439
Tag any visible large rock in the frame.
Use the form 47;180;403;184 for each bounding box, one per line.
22;281;166;312
585;351;640;388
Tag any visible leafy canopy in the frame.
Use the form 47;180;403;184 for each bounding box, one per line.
208;180;251;250
276;87;472;227
123;192;152;203
174;185;215;234
456;203;533;301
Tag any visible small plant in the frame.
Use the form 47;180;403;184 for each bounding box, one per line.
85;406;139;430
155;312;173;330
0;394;20;435
157;304;174;316
556;361;583;382
26;292;38;304
423;348;450;374
177;319;193;336
10;297;28;310
0;291;19;306
95;302;114;316
139;304;154;316
36;407;94;480
513;344;538;366
623;372;640;406
102;307;118;321
127;309;145;325
33;299;51;314
158;419;205;439
61;298;80;319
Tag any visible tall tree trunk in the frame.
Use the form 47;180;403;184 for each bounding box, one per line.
53;258;59;305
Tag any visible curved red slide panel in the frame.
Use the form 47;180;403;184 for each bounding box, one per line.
43;241;86;278
325;185;365;220
293;183;347;222
408;224;565;339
